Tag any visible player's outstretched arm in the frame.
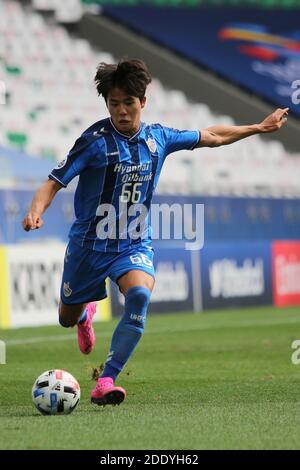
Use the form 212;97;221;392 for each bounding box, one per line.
196;108;289;148
22;179;62;231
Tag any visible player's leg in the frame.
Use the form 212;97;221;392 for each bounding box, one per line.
58;301;87;327
58;240;106;354
117;269;154;294
91;248;155;406
58;300;97;355
91;270;154;406
103;269;154;375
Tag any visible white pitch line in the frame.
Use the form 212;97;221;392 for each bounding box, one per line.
3;316;300;346
5;334;77;345
5;331;109;346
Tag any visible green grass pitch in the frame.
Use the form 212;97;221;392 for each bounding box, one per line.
0;306;300;450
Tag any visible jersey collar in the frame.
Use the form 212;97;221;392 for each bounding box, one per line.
109;118;144;141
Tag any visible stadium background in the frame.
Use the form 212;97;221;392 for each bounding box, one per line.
0;0;300;451
1;0;300;328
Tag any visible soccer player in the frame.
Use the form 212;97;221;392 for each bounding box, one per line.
22;59;288;406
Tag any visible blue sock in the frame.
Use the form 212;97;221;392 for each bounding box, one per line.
78;308;87;324
101;286;151;382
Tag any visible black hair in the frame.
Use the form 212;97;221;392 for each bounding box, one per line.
94;58;152;102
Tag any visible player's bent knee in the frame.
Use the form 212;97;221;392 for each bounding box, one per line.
59;301;85;327
125;286;151;309
124;286;151;335
58;315;72;328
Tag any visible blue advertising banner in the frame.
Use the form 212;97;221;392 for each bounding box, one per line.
1;190;300;245
110;245;194;316
152;195;300;243
0;189;74;244
200;242;272;309
103;6;300;116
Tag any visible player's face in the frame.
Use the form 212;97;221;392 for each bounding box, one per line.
107;88;146;136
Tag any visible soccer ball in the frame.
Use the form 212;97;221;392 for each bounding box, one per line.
32;369;80;415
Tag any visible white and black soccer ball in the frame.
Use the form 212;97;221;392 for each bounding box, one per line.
32;369;80;415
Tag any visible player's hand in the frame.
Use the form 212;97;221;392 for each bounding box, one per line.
259;108;289;133
22;212;44;231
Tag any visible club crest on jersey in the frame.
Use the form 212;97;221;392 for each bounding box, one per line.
63;282;72;297
146;137;157;154
55;158;67;169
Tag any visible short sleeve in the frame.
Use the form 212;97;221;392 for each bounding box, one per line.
48;137;99;187
163;127;200;156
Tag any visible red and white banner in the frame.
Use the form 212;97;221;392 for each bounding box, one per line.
272;241;300;307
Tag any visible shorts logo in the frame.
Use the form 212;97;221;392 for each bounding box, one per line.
63;282;72;297
55;158;67;169
146;137;157;154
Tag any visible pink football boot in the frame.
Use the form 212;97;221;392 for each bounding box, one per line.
91;377;126;406
77;302;96;354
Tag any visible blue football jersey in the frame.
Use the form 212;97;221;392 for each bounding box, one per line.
49;118;200;252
